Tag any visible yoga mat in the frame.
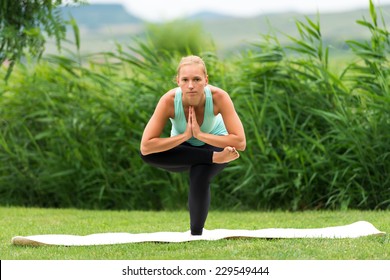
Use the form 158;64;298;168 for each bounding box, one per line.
11;221;385;246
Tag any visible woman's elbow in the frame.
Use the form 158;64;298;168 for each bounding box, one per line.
140;143;150;156
237;141;246;151
229;134;246;151
236;137;246;151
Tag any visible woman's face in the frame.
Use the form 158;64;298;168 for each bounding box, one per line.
177;63;208;107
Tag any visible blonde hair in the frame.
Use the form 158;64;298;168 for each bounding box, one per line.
176;55;208;77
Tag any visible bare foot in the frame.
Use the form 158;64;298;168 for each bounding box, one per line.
212;146;239;164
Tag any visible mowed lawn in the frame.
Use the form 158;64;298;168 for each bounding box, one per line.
1;207;389;260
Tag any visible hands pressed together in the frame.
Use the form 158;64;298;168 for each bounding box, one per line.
185;106;239;164
184;106;202;140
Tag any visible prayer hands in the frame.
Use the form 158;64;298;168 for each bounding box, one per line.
189;106;201;138
185;106;201;140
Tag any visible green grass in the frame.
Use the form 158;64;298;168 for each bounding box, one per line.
1;207;388;260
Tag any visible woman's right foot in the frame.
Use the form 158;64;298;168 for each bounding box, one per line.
212;146;239;164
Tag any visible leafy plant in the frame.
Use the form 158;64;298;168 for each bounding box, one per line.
0;0;84;80
0;1;389;211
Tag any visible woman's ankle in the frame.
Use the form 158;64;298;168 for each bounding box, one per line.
191;228;203;236
212;147;239;164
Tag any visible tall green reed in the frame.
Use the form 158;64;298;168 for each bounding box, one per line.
0;1;389;210
227;0;389;210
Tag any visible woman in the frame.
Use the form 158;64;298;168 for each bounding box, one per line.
140;55;246;235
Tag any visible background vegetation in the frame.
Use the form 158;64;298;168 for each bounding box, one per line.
47;2;390;56
0;0;85;79
0;1;389;211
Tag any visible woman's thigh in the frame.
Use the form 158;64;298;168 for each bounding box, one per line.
140;143;215;172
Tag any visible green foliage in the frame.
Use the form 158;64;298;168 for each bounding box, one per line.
0;1;389;211
224;2;389;211
145;20;215;58
0;0;83;80
0;54;162;210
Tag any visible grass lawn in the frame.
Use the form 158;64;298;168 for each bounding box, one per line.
0;207;389;260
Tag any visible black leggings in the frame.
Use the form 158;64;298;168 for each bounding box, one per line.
140;143;227;235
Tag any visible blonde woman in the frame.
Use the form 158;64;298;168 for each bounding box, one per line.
140;55;246;235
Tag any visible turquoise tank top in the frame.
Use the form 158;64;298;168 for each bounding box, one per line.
170;86;228;146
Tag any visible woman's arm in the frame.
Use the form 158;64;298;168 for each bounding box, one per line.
140;91;192;155
192;86;246;151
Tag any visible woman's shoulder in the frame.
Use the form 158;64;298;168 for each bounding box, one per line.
160;88;176;103
157;89;177;117
208;85;231;103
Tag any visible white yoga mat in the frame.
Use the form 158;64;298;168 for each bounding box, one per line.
11;221;385;246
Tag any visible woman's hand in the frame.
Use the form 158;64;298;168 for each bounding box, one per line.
189;106;202;138
184;108;193;140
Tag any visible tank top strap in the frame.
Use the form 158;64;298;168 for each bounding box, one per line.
204;86;214;118
174;88;184;120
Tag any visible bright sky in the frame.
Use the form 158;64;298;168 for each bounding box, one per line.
86;0;390;21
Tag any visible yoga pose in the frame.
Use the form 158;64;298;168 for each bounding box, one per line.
140;55;246;235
